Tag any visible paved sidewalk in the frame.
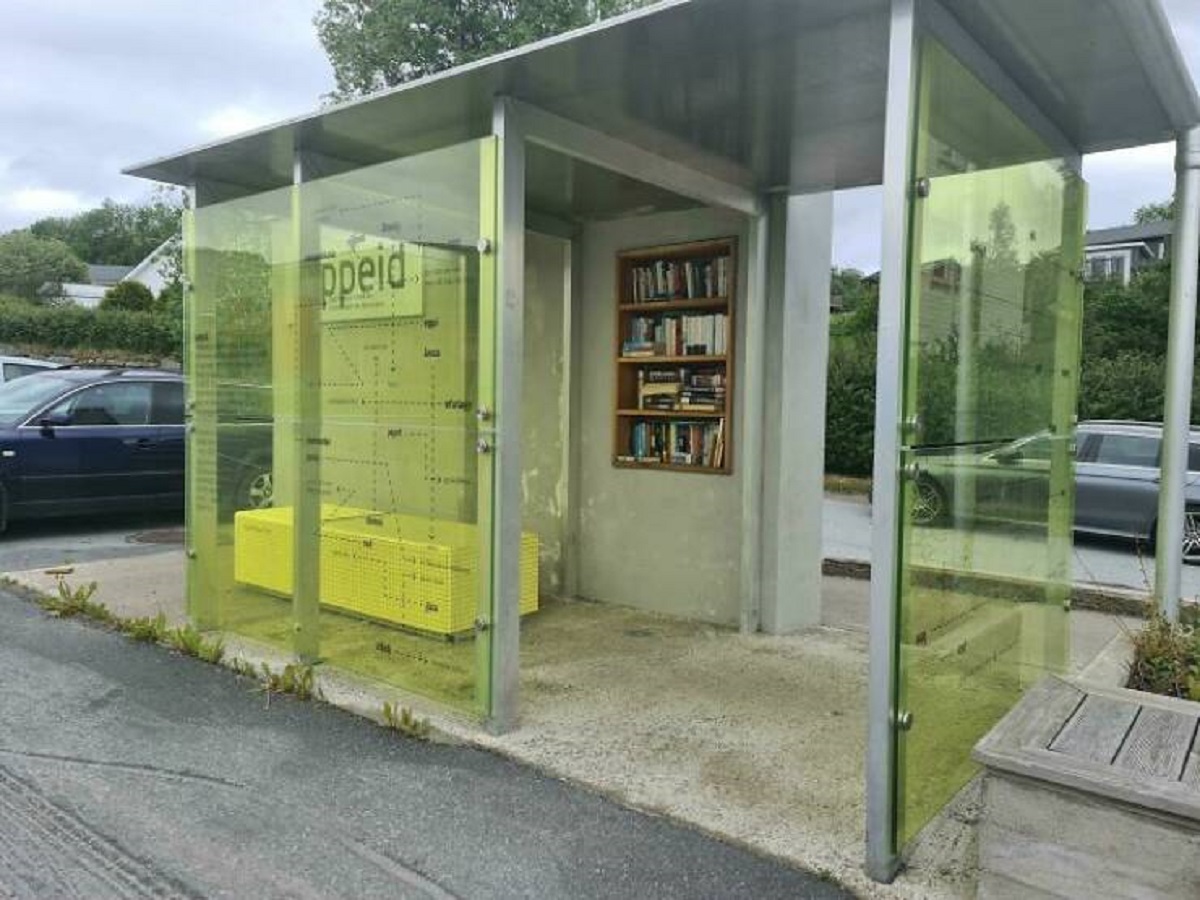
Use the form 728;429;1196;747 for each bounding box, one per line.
0;587;849;900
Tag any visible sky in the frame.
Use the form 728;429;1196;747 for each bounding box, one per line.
0;0;1198;270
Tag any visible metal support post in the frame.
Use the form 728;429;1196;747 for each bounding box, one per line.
488;97;525;733
291;149;322;662
1155;126;1200;622
866;0;917;882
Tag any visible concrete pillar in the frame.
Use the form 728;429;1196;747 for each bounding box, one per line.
759;191;833;633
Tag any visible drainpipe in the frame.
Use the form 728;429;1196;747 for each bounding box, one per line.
1155;126;1200;623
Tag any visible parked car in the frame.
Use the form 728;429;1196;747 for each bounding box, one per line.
911;421;1200;562
0;368;185;529
0;368;276;530
0;355;59;384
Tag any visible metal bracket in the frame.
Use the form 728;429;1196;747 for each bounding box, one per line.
895;709;913;731
915;177;931;199
476;238;493;255
475;406;492;422
476;439;492;454
474;617;490;633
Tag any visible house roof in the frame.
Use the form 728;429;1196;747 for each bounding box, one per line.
125;0;1200;206
1085;220;1174;247
86;264;133;286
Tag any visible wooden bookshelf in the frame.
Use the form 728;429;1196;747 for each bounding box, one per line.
613;237;735;474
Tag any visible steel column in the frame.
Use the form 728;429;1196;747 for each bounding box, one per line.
488;98;526;732
866;0;918;883
1155;126;1200;622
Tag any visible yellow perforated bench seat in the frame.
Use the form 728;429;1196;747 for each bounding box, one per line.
234;505;538;635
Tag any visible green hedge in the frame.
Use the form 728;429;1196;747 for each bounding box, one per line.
825;341;877;477
0;298;180;358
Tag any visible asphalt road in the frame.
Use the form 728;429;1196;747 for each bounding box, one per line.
823;494;1200;597
0;572;848;900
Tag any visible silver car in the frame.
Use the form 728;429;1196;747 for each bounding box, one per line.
911;421;1200;563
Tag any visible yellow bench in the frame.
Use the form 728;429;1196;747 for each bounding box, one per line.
234;505;538;635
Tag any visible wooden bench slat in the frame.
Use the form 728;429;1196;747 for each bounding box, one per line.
1049;694;1140;764
1113;707;1198;780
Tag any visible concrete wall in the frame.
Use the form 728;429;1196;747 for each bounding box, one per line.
574;208;749;624
522;232;570;597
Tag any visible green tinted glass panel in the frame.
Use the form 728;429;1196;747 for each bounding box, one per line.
894;39;1084;845
186;138;497;717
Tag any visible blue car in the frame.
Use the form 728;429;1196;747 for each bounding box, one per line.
0;368;185;529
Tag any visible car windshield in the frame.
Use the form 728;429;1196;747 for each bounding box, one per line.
0;374;73;425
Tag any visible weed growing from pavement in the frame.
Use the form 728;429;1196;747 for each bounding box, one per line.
381;701;431;740
120;612;168;643
39;577;110;622
257;662;323;704
167;623;226;664
25;576;438;743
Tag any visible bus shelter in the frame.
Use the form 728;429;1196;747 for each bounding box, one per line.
127;0;1200;880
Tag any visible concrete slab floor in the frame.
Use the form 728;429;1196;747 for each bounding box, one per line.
3;556;1139;899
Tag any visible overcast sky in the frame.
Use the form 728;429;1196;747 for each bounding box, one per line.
0;0;1198;270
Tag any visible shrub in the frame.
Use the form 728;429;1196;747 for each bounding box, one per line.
0;296;178;357
100;280;155;313
1127;616;1200;700
825;339;876;477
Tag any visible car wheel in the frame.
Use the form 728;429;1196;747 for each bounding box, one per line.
910;476;946;526
235;465;273;511
1184;508;1200;565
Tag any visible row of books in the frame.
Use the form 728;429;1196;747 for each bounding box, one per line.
627;256;731;303
637;368;727;412
619;418;726;468
622;313;728;357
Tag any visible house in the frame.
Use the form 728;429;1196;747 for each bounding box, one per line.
39;240;173;308
1083;220;1172;285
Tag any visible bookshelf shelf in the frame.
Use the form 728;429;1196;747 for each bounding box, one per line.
618;298;728;313
617;409;725;419
613;237;736;474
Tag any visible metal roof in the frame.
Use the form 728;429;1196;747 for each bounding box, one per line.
86;264;134;286
1085;220;1175;246
126;0;1200;210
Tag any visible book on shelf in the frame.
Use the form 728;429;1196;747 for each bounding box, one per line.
627;256;731;304
636;367;725;412
627;417;726;468
624;313;727;357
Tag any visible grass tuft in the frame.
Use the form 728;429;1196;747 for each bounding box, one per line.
381;701;431;740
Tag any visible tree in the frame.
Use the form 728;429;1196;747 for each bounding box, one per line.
315;0;650;99
1134;197;1175;224
100;280;156;313
29;189;184;266
0;231;87;300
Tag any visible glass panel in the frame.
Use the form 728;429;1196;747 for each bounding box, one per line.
187;138;497;717
895;38;1084;846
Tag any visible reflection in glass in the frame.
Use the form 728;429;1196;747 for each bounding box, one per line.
186;139;504;716
894;39;1084;845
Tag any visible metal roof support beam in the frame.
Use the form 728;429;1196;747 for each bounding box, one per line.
509;98;762;217
1155;126;1200;622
